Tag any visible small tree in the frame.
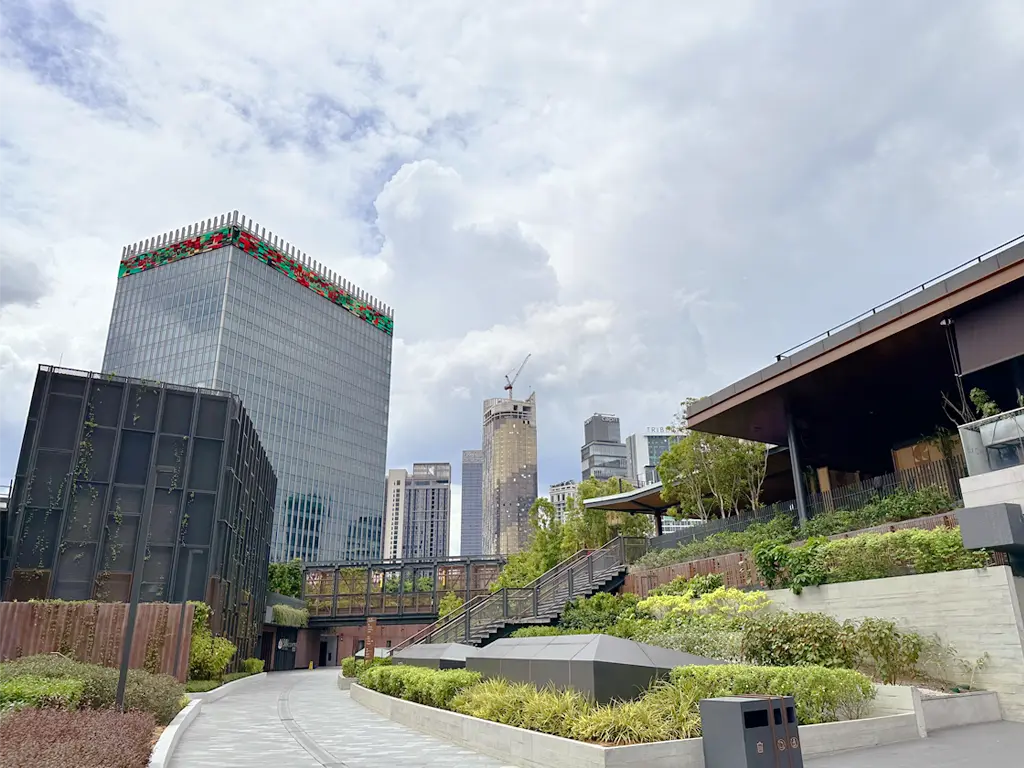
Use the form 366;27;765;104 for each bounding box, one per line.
268;558;303;598
438;591;463;618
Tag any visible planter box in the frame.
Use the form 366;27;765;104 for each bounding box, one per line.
149;698;202;768
187;672;267;703
350;684;922;767
920;690;1002;731
337;673;354;691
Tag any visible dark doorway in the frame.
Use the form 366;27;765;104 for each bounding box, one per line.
318;639;327;667
260;630;274;670
273;627;298;671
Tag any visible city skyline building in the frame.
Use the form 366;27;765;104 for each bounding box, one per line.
482;393;538;555
625;426;682;487
101;211;393;563
402;463;452;560
460;450;484;556
581;413;630;482
548;480;578;523
382;469;407;561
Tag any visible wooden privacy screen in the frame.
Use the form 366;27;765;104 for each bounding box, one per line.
0;601;194;683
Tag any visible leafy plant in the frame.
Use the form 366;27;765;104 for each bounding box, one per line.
241;658;265;675
0;654;184;725
438;591;463;618
267;558;303;598
0;708;156;768
853;618;925;685
357;665;480;709
188;601;237;681
271;604;309;628
636;587;771;629
670;664;875;724
0;675;84;711
560;592;639;633
741;612;857;669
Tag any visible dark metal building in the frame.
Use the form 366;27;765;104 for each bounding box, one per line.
3;365;277;656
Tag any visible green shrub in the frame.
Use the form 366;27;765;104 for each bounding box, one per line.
510;626;574;638
755;526;988;592
670;664;874;724
852;618;926;685
241;658;265;675
636;588;771;630
357;664;480;709
649;573;724;598
635;623;744;662
451;678;591;737
633;515;796;570
741;612;857;668
341;656;360;678
573;682;701;744
560;592;639;633
271;604;309;628
0;655;185;725
188;601;237;680
438;592;464;618
185;679;221;693
0;675;84;711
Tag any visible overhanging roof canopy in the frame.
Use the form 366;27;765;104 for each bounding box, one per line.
583;482;672;514
685;238;1024;468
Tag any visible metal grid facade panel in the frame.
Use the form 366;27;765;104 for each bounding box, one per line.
3;366;275;657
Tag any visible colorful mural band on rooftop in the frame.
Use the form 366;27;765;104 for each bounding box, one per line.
117;225;394;336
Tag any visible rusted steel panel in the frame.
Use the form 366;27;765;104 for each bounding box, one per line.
0;602;194;682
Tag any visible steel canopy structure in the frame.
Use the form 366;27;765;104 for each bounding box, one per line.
583;482;673;536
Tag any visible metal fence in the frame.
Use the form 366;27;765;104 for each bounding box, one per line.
650;454;969;551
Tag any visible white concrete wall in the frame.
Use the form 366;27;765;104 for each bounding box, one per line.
765;566;1024;722
960;465;1024;508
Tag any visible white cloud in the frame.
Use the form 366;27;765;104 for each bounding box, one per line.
1;0;1022;501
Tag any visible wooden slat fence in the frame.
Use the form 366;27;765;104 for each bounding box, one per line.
0;602;193;682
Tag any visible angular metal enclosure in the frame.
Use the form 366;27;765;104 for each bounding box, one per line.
699;695;803;767
465;634;725;704
393;642;479;670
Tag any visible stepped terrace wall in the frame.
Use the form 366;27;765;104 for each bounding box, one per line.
624;511;966;598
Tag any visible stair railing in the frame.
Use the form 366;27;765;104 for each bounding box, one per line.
391;535;649;652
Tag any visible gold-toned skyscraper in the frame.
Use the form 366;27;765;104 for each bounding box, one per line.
481;393;538;555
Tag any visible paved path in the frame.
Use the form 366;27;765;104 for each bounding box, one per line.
169;667;508;768
806;721;1024;767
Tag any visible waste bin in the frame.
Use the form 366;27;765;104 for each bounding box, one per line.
699;695;803;767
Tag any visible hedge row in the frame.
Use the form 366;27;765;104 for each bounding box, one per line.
634;486;956;570
0;654;185;725
356;663;876;744
0;707;155;768
341;655;392;678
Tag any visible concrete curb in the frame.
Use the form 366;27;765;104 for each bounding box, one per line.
350;683;922;767
920;690;1002;731
337;673;354;690
188;672;268;703
149;698;202;768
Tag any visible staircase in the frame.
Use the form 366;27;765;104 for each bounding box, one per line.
393;536;649;650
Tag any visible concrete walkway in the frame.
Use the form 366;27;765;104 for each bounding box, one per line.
169;667;508;767
806;720;1024;767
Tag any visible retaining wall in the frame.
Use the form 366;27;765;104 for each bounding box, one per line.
765;566;1024;722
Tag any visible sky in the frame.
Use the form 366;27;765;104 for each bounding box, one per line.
1;1;1022;556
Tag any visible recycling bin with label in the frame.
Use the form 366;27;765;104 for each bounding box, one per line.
699;695;804;767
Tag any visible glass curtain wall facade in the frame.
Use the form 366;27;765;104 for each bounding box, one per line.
102;212;393;562
460;450;484;556
581;413;629;481
401;463;451;559
482;394;538;555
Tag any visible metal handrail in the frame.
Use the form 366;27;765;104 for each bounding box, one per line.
392;537;642;652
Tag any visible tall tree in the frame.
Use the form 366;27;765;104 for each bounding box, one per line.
268;558;303;598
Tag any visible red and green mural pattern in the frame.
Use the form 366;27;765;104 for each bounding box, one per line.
117;225;394;336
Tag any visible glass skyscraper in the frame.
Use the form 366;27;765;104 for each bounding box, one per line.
459;450;484;556
102;211;393;563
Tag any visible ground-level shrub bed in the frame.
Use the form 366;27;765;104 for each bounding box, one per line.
356;663;875;745
341;655;392;678
0;655;184;725
0;707;156;768
633;486;957;571
184;665;264;693
0;675;85;711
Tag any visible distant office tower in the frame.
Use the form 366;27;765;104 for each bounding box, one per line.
382;464;451;560
382;469;407;560
581;413;629;482
460;450;484;556
101;212;393;563
548;480;578;523
625;427;682;487
482;393;538;555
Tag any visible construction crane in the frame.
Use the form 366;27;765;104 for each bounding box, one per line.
503;354;531;400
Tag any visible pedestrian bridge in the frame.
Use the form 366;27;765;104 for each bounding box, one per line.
301;554;506;626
